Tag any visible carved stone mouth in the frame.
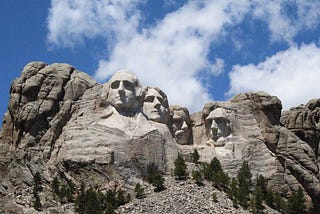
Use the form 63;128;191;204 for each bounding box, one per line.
175;130;185;135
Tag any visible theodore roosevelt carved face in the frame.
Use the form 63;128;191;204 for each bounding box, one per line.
170;105;192;145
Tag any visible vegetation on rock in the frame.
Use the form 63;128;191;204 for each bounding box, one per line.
33;172;42;211
134;183;145;199
192;149;200;163
146;163;166;192
75;182;130;214
174;153;188;179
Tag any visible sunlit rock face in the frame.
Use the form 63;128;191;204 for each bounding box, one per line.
54;70;178;174
190;92;320;210
281;98;320;158
1;62;320;212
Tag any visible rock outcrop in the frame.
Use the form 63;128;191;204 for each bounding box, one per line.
0;62;319;213
281;99;320;159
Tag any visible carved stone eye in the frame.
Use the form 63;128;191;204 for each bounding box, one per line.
145;96;155;103
123;80;135;91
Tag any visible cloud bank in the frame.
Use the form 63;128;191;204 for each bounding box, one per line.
228;44;320;110
47;0;320;112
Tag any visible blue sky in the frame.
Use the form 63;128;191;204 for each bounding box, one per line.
1;0;320;120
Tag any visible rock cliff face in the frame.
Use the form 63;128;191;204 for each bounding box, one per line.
0;62;319;213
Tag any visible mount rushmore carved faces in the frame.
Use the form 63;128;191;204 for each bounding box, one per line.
205;108;232;143
169;105;192;145
142;87;169;124
106;70;142;114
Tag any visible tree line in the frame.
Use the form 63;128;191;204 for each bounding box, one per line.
31;149;307;213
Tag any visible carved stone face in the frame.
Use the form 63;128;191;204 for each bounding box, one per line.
171;108;191;145
143;88;169;123
107;71;140;111
206;108;231;142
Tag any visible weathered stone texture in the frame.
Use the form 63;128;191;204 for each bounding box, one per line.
0;62;319;213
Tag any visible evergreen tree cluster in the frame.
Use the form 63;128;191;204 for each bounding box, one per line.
51;176;75;203
201;157;230;190
226;161;307;214
185;151;308;214
75;182;130;214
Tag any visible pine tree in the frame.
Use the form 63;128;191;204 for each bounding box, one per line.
51;176;60;196
146;163;165;192
210;157;223;173
252;175;266;211
116;190;126;206
206;157;230;189
202;162;213;180
256;175;267;200
252;185;264;212
146;162;158;183
287;187;306;214
152;171;165;192
84;188;103;214
237;160;252;209
192;170;203;186
192;149;200;163
134;183;144;199
65;186;74;202
34;172;42;191
228;177;238;208
75;182;86;214
212;192;218;203
33;186;41;211
273;192;287;213
33;172;42;210
174;153;188;179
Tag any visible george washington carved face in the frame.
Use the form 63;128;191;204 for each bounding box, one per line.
107;70;141;112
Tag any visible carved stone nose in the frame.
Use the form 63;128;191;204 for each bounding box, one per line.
118;81;125;90
154;98;161;106
181;121;188;130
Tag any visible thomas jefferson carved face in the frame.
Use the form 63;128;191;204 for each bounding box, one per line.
143;87;169;123
107;71;140;111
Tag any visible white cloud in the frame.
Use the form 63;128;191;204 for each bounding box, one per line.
47;0;320;112
47;0;142;47
250;0;320;44
228;44;320;109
